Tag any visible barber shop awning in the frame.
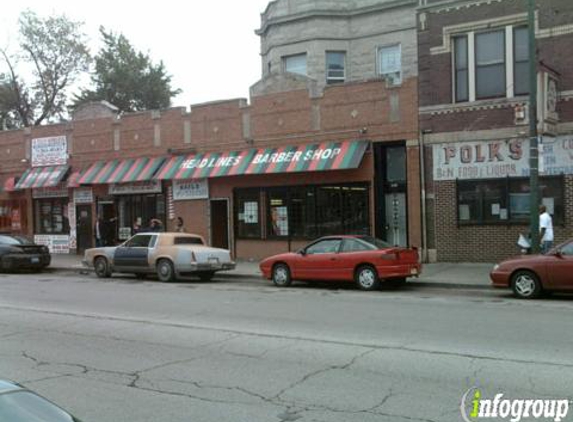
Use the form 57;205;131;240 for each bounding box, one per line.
155;140;368;180
14;165;69;189
77;157;165;185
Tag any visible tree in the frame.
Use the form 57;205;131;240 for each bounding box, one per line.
0;11;91;128
75;28;181;112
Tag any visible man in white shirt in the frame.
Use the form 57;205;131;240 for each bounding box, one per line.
539;205;554;254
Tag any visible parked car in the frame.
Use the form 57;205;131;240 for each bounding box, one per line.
83;232;235;282
0;378;82;421
0;234;51;272
260;235;421;290
491;238;573;299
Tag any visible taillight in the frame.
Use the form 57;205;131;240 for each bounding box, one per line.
191;252;196;262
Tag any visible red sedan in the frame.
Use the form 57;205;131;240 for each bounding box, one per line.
259;235;421;291
490;239;573;299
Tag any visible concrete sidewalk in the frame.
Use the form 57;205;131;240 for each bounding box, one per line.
49;254;494;289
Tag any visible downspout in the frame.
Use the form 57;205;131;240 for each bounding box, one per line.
419;129;431;263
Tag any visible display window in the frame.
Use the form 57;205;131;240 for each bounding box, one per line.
34;198;70;234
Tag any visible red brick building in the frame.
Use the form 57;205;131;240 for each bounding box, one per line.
0;0;422;260
418;0;573;262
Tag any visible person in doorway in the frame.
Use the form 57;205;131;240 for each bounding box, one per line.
94;216;104;247
539;205;554;254
145;218;164;232
132;218;142;235
174;217;186;233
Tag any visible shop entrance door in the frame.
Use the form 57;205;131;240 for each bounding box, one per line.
76;205;93;254
384;192;407;247
210;199;229;249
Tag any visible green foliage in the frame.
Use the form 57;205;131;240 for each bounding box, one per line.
75;27;181;112
0;10;91;128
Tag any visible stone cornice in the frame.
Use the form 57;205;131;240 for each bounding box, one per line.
256;0;417;35
419;97;527;115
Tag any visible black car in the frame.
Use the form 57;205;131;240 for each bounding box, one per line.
0;379;82;421
0;234;51;271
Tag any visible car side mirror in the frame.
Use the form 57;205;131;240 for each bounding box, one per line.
297;248;306;256
553;249;563;258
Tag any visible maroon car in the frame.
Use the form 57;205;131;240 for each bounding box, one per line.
490;239;573;298
260;235;421;291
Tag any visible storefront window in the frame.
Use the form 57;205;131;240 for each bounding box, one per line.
0;200;27;234
457;176;563;224
34;199;70;234
237;183;370;240
235;189;261;238
117;193;166;239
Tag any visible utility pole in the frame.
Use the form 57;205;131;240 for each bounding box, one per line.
528;0;539;253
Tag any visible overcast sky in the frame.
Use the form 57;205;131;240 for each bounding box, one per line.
0;0;271;108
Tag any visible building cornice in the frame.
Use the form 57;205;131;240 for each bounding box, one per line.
417;0;506;14
419;96;528;115
256;0;417;35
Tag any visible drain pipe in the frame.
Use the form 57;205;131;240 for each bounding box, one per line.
419;129;432;263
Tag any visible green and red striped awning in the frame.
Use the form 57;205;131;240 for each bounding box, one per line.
2;177;16;193
77;157;165;185
155;140;368;180
14;165;69;189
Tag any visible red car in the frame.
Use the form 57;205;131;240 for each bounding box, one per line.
259;235;421;291
491;239;573;299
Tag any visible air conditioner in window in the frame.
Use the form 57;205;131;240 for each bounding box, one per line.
384;72;401;88
514;104;529;125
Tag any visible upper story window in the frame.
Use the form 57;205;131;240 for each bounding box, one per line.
326;51;346;84
453;25;529;103
283;54;307;76
377;44;402;86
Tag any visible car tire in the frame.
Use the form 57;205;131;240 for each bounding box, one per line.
94;257;111;278
355;265;380;291
134;273;147;280
198;271;215;281
511;270;542;299
272;263;292;287
157;259;176;283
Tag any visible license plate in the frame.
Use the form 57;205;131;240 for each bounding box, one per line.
410;268;418;275
31;257;40;264
208;257;219;265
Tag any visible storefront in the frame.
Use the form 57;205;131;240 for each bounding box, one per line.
429;135;573;262
153;139;372;260
76;157;167;245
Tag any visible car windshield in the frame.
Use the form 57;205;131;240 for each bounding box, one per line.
357;235;393;249
0;235;33;245
174;237;204;245
0;391;78;422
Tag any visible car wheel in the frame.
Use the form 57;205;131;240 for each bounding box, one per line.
355;265;380;291
198;271;215;281
134;273;147;280
157;259;176;282
272;263;292;287
94;257;111;278
94;256;111;278
511;270;542;299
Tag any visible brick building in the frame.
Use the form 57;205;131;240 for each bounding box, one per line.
0;0;422;260
418;0;573;261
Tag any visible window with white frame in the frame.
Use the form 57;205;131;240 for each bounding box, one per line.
283;54;307;76
453;25;529;102
378;44;402;85
326;51;345;84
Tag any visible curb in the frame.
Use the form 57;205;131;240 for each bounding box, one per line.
47;267;491;289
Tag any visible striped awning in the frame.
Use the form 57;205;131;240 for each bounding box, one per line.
67;171;81;188
14;165;69;189
155;140;368;180
77;157;165;185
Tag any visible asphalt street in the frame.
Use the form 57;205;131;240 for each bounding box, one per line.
0;272;572;422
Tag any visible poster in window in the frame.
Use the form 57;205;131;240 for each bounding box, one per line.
68;205;76;250
271;206;289;236
510;193;530;217
459;204;470;221
244;202;258;224
542;197;555;215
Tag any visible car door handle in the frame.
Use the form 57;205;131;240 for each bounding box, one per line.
330;257;337;261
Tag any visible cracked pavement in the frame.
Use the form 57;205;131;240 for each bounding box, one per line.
0;272;573;421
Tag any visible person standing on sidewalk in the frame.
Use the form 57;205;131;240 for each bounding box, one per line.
539;205;554;254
